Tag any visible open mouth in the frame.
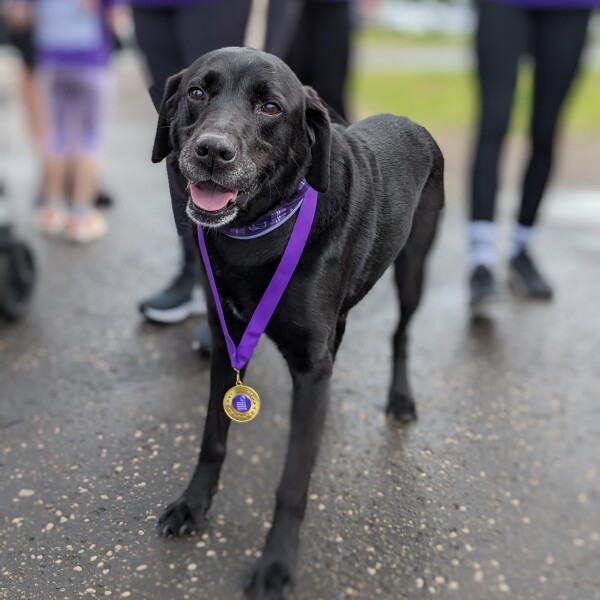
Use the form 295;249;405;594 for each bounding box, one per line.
189;181;239;213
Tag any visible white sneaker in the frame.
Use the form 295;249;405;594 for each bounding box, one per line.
36;204;68;236
64;210;108;244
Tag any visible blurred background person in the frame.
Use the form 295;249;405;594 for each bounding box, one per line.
3;0;119;213
25;0;127;242
132;0;252;326
3;0;45;154
468;0;597;317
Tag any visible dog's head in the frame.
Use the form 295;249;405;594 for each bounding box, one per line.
152;47;332;228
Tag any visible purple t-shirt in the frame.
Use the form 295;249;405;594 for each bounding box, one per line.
128;0;216;5
34;0;121;67
485;0;599;7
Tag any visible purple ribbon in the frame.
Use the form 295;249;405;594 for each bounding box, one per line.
197;185;318;370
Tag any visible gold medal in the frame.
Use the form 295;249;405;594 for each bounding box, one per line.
223;370;261;423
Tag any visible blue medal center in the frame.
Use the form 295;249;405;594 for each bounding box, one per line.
232;394;252;414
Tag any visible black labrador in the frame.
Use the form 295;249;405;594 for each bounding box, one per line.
151;47;444;599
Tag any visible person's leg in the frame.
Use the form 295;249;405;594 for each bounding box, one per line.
37;67;69;235
508;8;591;298
468;1;531;314
7;27;46;152
470;1;530;253
63;68;111;243
514;9;591;232
71;70;110;206
21;69;46;153
132;8;182;96
517;9;591;229
293;1;351;120
173;0;252;344
263;0;304;58
72;155;99;208
133;8;208;321
135;1;252;324
285;2;312;86
43;152;68;217
177;0;252;66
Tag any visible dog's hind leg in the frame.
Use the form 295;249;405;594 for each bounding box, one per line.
157;333;237;536
387;174;443;422
246;347;332;600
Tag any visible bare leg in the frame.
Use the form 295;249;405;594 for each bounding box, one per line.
21;69;46;154
71;154;99;208
43;155;67;203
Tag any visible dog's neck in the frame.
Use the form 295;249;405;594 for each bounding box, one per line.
217;180;309;240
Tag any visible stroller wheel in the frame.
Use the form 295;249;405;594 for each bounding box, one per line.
0;242;36;320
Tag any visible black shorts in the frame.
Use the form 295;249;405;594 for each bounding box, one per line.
6;27;36;70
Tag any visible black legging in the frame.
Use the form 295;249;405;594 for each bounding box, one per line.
285;0;351;120
470;1;591;227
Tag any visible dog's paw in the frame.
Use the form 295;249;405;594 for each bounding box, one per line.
244;556;294;600
386;392;417;423
157;496;206;537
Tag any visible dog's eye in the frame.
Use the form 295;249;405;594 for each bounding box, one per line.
187;87;205;101
259;102;282;116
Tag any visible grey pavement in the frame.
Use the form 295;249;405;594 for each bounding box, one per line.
1;53;600;600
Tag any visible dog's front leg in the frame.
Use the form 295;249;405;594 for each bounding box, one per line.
158;335;236;537
246;352;332;600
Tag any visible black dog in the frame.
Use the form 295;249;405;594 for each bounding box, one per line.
151;47;444;599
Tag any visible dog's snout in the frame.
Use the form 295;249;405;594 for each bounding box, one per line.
195;135;237;167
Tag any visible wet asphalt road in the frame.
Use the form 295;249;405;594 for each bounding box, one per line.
1;53;600;600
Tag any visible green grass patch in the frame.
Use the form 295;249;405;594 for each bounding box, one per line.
349;66;600;135
355;26;468;47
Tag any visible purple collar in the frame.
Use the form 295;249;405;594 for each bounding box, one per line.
218;180;309;239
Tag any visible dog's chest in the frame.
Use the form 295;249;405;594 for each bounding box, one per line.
224;298;245;321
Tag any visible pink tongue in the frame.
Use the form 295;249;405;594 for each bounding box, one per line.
190;182;238;212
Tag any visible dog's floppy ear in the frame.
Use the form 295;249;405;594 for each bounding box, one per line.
303;86;332;192
151;70;185;163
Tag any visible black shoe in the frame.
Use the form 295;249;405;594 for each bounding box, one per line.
95;190;114;209
139;268;207;324
469;264;501;318
509;250;553;300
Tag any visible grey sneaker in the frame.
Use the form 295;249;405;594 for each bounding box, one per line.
139;268;207;324
509;250;553;300
470;265;501;319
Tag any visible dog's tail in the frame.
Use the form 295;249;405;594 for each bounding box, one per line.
424;136;445;211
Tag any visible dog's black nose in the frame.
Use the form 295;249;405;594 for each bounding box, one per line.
195;135;237;166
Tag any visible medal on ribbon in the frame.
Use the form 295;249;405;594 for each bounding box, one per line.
222;369;261;423
197;183;318;423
